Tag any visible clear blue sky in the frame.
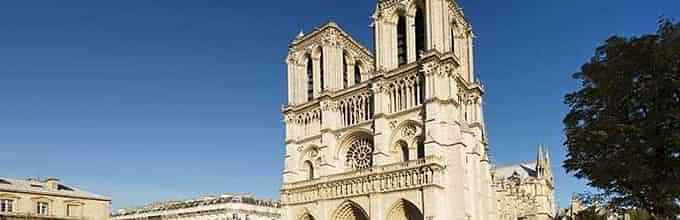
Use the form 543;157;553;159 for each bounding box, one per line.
0;0;677;211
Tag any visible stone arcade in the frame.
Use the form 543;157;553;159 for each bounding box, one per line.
280;0;555;220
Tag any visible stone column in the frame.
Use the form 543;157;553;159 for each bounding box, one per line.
320;99;340;175
467;33;475;82
426;0;445;53
372;79;391;166
347;59;356;87
407;15;417;63
287;59;295;105
321;30;343;91
312;57;322;97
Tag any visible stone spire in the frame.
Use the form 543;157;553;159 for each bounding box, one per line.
537;144;545;162
536;144;549;178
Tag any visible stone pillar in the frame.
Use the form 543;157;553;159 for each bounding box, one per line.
312;57;322;97
322;37;343;91
407;15;417;63
387;20;398;70
467;33;475;82
283;143;296;183
374;18;385;71
372;79;391;166
347;59;356;87
375;17;398;71
320;99;340;175
287;59;295;105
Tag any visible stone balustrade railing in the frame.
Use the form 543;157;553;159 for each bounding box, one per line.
335;87;374;127
280;156;445;205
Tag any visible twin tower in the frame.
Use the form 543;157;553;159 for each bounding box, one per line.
280;0;552;220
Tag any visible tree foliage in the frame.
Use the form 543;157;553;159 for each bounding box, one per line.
563;18;680;218
576;207;608;220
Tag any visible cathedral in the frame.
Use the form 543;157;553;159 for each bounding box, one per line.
279;0;555;220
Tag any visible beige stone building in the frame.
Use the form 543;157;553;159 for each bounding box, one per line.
0;177;111;220
111;193;280;220
491;145;556;220
279;0;555;220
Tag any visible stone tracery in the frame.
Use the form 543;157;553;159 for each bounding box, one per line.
345;138;374;169
332;201;369;220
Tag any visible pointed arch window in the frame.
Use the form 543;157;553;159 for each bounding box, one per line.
342;52;348;88
354;63;362;84
304;160;314;180
451;28;456;54
415;7;425;60
417;139;425;159
398;141;409;162
319;48;325;91
397;15;407;66
306;54;314;101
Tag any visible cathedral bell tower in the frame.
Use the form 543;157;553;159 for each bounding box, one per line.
373;0;475;82
280;0;494;220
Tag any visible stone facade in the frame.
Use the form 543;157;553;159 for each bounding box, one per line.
491;146;556;220
111;194;280;220
0;177;111;220
280;0;555;220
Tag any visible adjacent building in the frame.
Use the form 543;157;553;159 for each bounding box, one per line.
278;0;555;219
492;145;556;220
111;193;281;220
0;177;111;220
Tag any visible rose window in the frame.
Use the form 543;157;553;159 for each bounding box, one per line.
345;139;374;169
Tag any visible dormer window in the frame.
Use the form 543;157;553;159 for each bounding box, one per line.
58;184;74;191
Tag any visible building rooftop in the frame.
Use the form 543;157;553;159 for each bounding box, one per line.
0;176;110;201
491;161;538;179
113;193;280;217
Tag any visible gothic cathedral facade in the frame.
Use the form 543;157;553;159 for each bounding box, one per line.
280;0;555;220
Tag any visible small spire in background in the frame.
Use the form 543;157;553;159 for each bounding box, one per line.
537;144;545;162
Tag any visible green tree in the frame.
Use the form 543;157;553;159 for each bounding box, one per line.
563;18;680;219
629;209;654;220
576;207;608;220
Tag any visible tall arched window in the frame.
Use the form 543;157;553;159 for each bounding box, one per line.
319;48;325;91
354;63;361;84
398;141;409;162
342;52;348;88
417;139;425;159
397;15;407;66
304;160;314;180
415;7;425;60
306;54;314;101
451;28;456;53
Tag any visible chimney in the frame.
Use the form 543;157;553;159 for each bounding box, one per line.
45;177;60;190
